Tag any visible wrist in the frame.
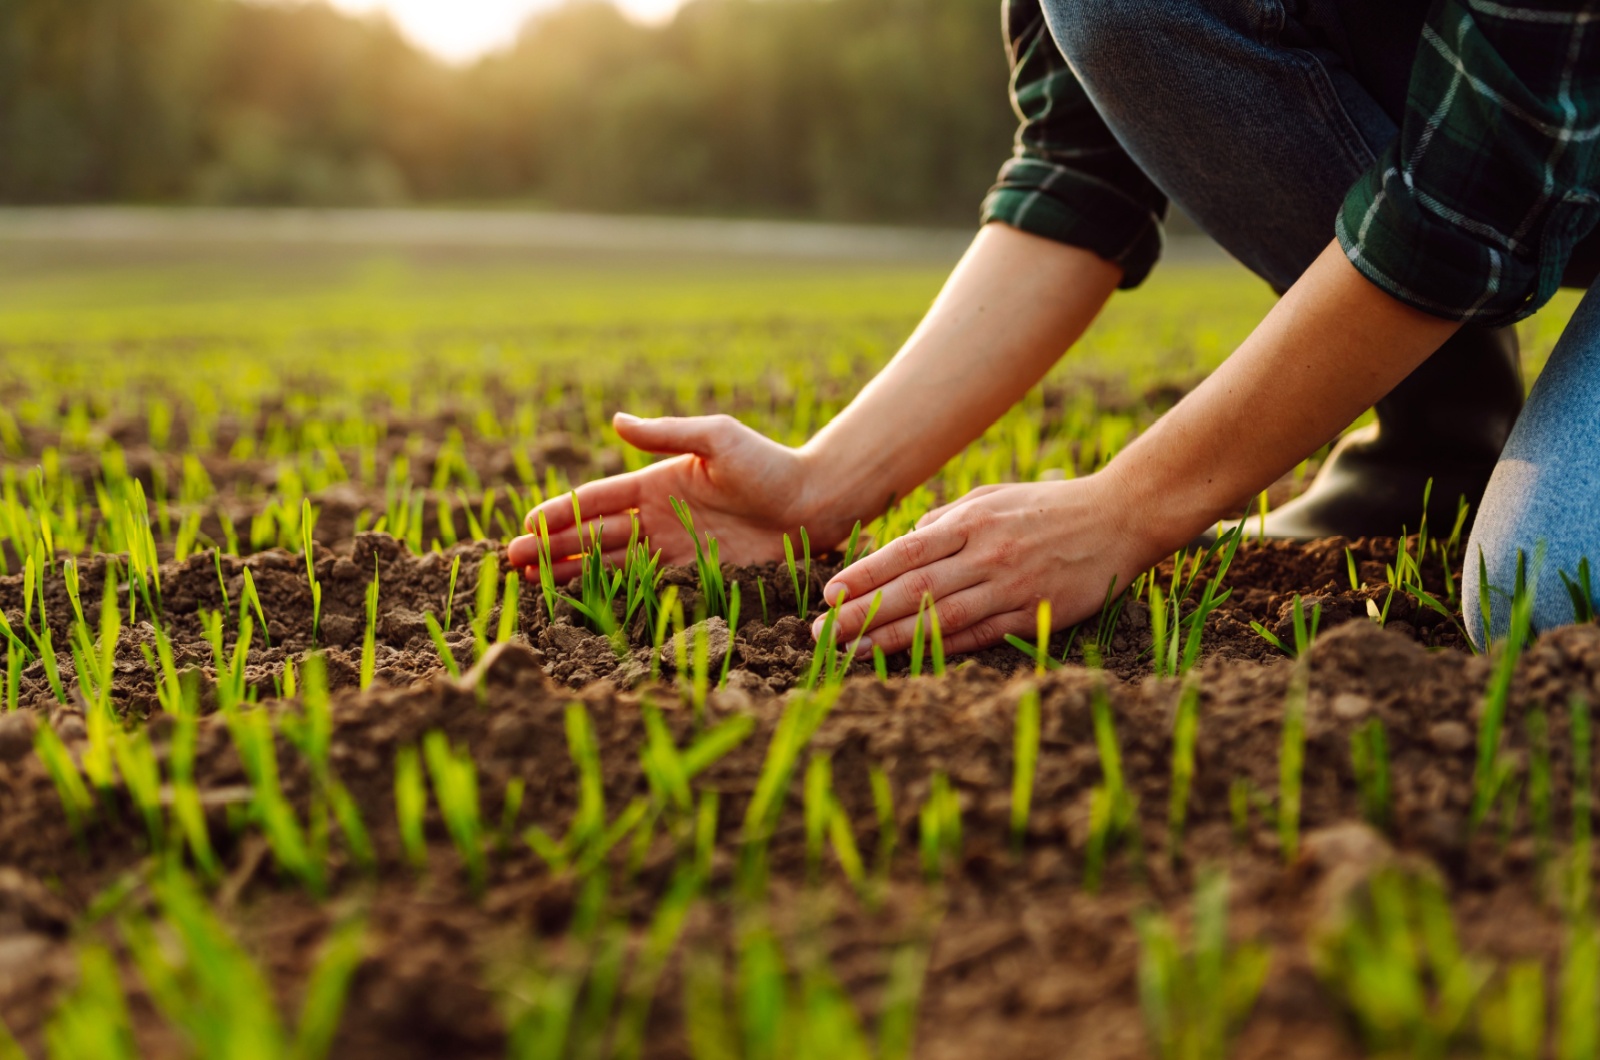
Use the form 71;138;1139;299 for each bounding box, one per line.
1095;457;1211;569
789;440;882;550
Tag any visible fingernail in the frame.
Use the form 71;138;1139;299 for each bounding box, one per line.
852;636;874;657
615;412;640;425
823;583;845;606
810;616;826;640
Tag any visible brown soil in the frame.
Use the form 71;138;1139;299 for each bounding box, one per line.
0;529;1595;1058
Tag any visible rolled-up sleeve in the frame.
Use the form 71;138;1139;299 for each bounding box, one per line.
979;0;1168;288
1336;0;1600;325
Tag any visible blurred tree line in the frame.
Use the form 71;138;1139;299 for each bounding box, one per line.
0;0;1015;222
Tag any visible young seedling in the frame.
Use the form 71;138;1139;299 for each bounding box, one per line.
5;642;19;713
1085;680;1138;890
36;723;95;842
1562;557;1595;624
169;706;221;882
1312;867;1492;1058
359;555;380;690
1010;602;1049;852
1350;718;1392;832
241;567;270;649
650;586;681;682
1094;574;1131;659
738;689;839;897
918;771;962;884
532;511;561;623
784;528;812;622
1478;547;1495;652
1473;555;1537;830
669;496;729;618
496;567;519;644
111;728;164;852
443;553;462;631
1167;677;1201;856
804;753;833;883
1561;913;1598;1060
471;551;499;661
44;944;134;1059
423;612;462;679
228;706;324;896
840;519;865;568
909;595;927;678
300;499;321;643
717;581;741;688
611;869;701;1060
1135;871;1269;1060
395;745;428;872
526;703;650;877
422;730;487;896
1279;659;1309;864
870;766;898;890
110;868;365;1060
497;777;526;854
1250;594;1321;658
1012;684;1042;853
1478;961;1545;1060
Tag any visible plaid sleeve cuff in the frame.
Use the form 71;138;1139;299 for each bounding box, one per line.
1335;149;1544;326
980;157;1165;290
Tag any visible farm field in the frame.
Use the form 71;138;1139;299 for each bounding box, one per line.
0;229;1596;1060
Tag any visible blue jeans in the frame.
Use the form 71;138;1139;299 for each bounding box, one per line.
1041;0;1600;645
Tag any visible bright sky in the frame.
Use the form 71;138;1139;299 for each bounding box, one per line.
328;0;682;62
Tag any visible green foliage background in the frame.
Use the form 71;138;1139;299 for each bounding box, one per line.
0;0;1014;219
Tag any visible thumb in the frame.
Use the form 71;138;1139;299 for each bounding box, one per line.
613;412;736;456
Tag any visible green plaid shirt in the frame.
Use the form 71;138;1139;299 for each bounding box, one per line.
981;0;1600;323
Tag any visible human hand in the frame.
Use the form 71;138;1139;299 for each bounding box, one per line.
815;474;1157;655
507;412;847;584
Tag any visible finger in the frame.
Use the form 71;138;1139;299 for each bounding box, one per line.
509;509;644;568
542;517;648;563
507;533;542;568
857;585;1004;656
613;411;738;457
815;555;985;645
915;485;1008;531
521;548;629;588
523;472;645;535
821;522;967;609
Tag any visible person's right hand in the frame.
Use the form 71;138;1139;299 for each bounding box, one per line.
506;412;846;585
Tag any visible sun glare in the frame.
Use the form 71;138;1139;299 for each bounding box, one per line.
327;0;681;62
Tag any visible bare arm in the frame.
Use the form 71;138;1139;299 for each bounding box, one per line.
823;240;1465;653
797;223;1123;524
508;222;1122;579
1107;240;1462;551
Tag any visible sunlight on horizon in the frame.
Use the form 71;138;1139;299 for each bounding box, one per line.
327;0;684;62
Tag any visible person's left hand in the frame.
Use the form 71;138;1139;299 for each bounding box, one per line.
815;474;1158;656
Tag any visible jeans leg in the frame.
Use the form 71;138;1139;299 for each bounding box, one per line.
1463;287;1600;648
1041;0;1418;289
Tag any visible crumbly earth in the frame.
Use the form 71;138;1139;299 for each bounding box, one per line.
0;528;1594;1058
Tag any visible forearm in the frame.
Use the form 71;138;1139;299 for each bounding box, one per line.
798;222;1123;525
1108;240;1464;555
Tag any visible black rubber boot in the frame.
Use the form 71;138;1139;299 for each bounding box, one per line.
1219;325;1523;541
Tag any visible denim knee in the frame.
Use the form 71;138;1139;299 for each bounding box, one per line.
1047;0;1178;82
1046;0;1264;80
1461;284;1600;650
